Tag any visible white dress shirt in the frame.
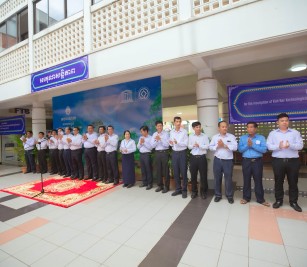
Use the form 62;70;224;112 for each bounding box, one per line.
21;136;36;150
267;128;303;158
36;138;48;150
96;133;106;152
209;133;237;159
120;139;136;154
169;128;188;151
188;133;210;155
151;131;170;151
82;132;98;148
62;134;73;149
137;135;153;153
70;134;83;150
48;136;58;149
58;132;64;149
105;134;118;152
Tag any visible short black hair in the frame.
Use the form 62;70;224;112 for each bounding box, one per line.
155;120;163;126
98;125;106;131
277;113;289;120
107;125;114;130
123;130;131;136
73;127;79;131
246;121;258;128
27;130;33;134
57;128;63;131
192;121;201;128
65;127;72;132
140;125;149;132
173;116;182;122
87;124;94;128
39;131;44;135
52;129;57;134
218;120;228;127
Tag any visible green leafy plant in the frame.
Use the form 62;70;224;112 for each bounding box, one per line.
8;135;26;167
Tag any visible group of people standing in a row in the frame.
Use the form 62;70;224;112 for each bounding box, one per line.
21;112;304;212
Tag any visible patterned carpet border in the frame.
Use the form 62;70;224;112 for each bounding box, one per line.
0;177;121;208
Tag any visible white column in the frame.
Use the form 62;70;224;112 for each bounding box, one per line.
32;102;46;137
196;78;219;186
220;97;235;134
83;0;92;54
178;0;192;21
28;0;34;73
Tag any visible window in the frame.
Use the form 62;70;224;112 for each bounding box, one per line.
0;8;28;52
34;0;84;34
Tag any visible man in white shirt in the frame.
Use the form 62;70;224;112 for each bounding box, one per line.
20;131;36;174
209;121;237;204
95;126;108;182
169;117;189;198
60;127;73;178
35;131;48;174
68;127;84;180
137;125;153;190
48;130;59;175
82;125;98;180
105;125;119;185
188;121;209;199
151;120;170;193
57;128;66;176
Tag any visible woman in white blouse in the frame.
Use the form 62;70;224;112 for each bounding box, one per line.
120;130;136;188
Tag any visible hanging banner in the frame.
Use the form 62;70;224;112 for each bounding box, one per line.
0;115;25;135
31;56;88;93
228;76;307;123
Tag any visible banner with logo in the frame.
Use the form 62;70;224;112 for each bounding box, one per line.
228;76;307;123
52;76;162;136
31;56;88;93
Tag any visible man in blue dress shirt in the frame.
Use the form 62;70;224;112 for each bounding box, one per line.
267;113;304;212
238;122;269;206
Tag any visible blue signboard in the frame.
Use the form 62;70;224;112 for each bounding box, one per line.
31;56;88;93
0;115;25;135
52;76;162;136
228;76;307;123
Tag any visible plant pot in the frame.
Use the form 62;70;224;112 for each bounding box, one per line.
21;166;27;173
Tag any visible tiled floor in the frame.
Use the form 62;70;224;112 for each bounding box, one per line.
0;164;307;267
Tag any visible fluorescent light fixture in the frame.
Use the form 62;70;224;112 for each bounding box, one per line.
290;64;307;72
176;112;182;115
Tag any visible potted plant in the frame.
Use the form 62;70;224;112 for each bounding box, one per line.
8;134;27;173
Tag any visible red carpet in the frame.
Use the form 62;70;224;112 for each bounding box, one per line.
1;177;120;208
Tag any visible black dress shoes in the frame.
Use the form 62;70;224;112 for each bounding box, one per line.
171;191;182;196
273;201;283;209
155;186;163;192
139;184;147;188
127;184;134;188
182;191;187;198
123;184;128;187
146;185;152;190
105;179;114;184
201;193;207;199
24;171;31;174
290;202;302;212
113;180;119;185
214;196;222;202
228;198;234;204
162;188;169;194
191;192;198;199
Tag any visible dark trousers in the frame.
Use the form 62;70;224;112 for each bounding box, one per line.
58;149;66;174
49;149;59;173
190;154;208;194
97;151;107;180
140;153;153;186
25;149;36;172
106;151;119;181
37;149;47;173
71;149;84;178
242;158;265;203
213;157;234;198
154;150;170;188
272;157;300;203
84;147;98;178
63;149;73;176
171;150;188;192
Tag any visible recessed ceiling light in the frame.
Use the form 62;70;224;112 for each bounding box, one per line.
176;112;182;115
290;64;307;72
